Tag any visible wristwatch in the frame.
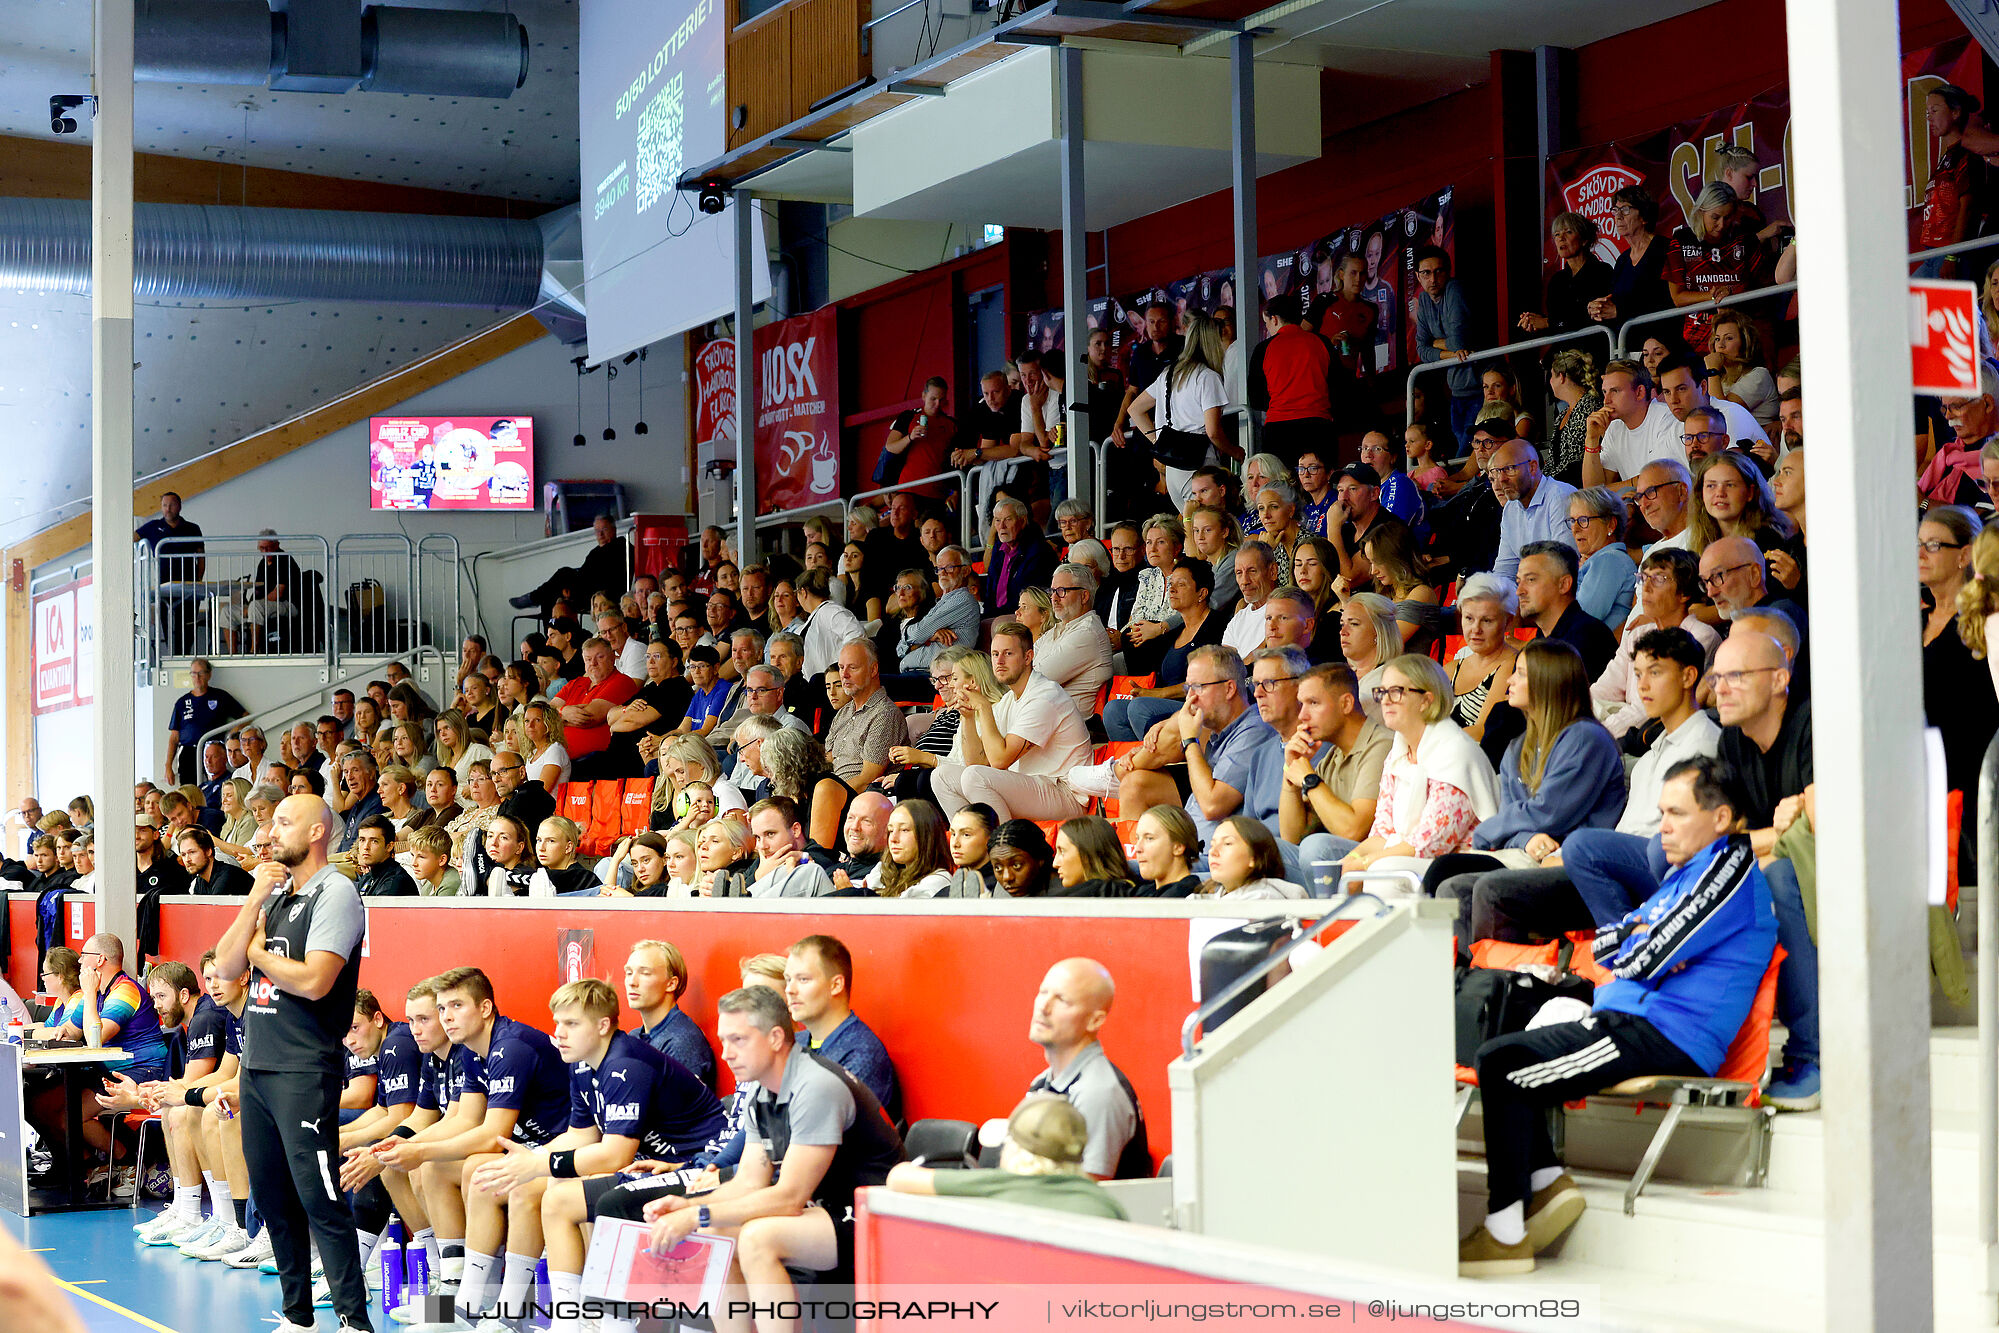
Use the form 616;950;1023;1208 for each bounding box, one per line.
1181;735;1201;751
1300;773;1324;795
697;1205;712;1229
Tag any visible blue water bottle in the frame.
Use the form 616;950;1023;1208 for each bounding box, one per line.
407;1243;429;1302
381;1230;406;1319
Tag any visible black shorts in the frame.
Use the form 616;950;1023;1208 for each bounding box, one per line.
584;1170;697;1222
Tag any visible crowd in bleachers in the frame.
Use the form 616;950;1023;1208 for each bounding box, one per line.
20;103;1999;1306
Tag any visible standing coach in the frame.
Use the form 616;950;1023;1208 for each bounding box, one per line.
213;794;374;1333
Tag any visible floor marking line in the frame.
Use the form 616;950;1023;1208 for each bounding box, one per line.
50;1276;184;1333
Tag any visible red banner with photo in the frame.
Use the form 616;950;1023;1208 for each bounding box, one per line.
692;305;841;516
1544;36;1983;267
1053;186;1456;378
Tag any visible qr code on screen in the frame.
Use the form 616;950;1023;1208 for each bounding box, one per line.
635;72;685;215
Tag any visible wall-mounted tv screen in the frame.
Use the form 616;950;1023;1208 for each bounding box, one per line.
369;416;535;511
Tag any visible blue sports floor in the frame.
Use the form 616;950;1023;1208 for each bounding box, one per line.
4;1203;364;1332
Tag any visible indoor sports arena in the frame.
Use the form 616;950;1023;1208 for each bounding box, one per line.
0;0;1979;1328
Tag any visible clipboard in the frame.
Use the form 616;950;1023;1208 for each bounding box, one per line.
580;1216;733;1314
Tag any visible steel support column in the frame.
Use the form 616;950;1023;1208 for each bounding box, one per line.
734;190;758;565
1229;32;1258;455
1788;0;1934;1324
93;0;138;950
1058;46;1088;490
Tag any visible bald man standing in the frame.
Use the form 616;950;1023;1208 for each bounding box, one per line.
1026;958;1150;1180
213;795;373;1333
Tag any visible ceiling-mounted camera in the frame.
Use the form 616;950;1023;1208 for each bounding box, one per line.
50;94;95;135
696;182;728;215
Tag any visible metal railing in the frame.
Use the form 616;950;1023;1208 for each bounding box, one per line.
192;643;451;758
136;534;333;671
1177;884;1402;1059
1404;324;1614;428
416;533;464;653
1612;281;1797;360
333;534;423;659
847;469;968;552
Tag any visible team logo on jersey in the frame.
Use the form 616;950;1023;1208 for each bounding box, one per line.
489;1076;515;1097
604;1102;641;1123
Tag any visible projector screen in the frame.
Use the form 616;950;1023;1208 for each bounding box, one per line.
581;0;770;364
370;416;536;511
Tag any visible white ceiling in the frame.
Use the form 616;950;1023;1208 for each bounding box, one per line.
0;288;511;550
0;0;582;202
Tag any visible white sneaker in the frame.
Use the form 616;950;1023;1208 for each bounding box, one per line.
136;1208;192;1239
145;1213;208;1247
1067;760;1118;799
266;1315;317;1333
224;1230;277;1269
175;1217;229;1255
189;1224;253;1262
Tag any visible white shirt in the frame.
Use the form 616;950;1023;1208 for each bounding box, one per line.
1598;400;1684;482
1223;599;1268;659
1033;613;1114;719
616;638;647;679
1146;367;1226;434
993;670;1096;786
801;597;865;677
1021;387;1065;469
529;742;571;789
1616;711;1723;837
451;743;497;787
1221;339;1246;409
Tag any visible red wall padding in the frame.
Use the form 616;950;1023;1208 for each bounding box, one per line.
854;1203;1496;1329
10;897;1208;1159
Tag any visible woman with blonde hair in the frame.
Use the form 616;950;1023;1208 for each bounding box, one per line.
1339;653;1499;894
432;708;495;785
1703;307;1778;428
1687;452;1794;554
521;699;571;791
1185;504;1243;611
67;795;94;832
1339;592;1402;721
1126;312;1236;511
388;720;434;780
1364;524;1446;654
1130;804;1201;897
214;777;256;848
650;732;725;826
1542;347;1602;485
1665;181;1769;351
1926;510;1999;806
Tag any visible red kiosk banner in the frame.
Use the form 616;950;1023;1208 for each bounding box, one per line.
1545;36;1983;266
692;305;841;516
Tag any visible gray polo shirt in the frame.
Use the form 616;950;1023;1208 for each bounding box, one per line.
1027;1041;1148;1179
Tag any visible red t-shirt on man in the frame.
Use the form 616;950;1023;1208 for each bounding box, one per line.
1247;324;1335;423
555;671;640;757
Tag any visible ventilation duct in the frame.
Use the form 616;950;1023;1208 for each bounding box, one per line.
134;0;529;99
0;198;546;309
